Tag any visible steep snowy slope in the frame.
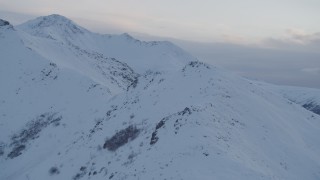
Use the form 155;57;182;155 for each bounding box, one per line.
0;18;116;160
0;18;139;179
1;15;320;180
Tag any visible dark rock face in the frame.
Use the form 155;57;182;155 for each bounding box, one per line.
182;61;210;72
302;102;320;115
0;142;5;156
73;166;87;180
7;112;62;159
103;125;140;151
49;166;60;175
150;107;193;145
7;145;26;159
0;19;10;26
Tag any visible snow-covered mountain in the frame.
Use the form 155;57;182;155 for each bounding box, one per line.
277;87;320;115
17;14;194;73
255;82;320;116
1;15;320;180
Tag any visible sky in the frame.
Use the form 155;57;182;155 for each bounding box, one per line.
0;0;320;88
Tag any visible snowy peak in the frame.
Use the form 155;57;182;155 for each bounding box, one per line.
17;14;87;40
117;33;177;48
120;33;135;40
20;14;81;30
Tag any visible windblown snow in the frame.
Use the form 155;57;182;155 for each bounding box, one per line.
0;15;320;180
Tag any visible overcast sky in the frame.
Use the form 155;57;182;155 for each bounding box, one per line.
1;0;320;42
1;0;319;88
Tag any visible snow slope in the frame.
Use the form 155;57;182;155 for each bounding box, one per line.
255;82;320;116
0;17;114;160
1;15;320;180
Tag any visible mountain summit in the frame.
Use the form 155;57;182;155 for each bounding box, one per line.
1;14;320;180
18;14;87;41
26;14;75;25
